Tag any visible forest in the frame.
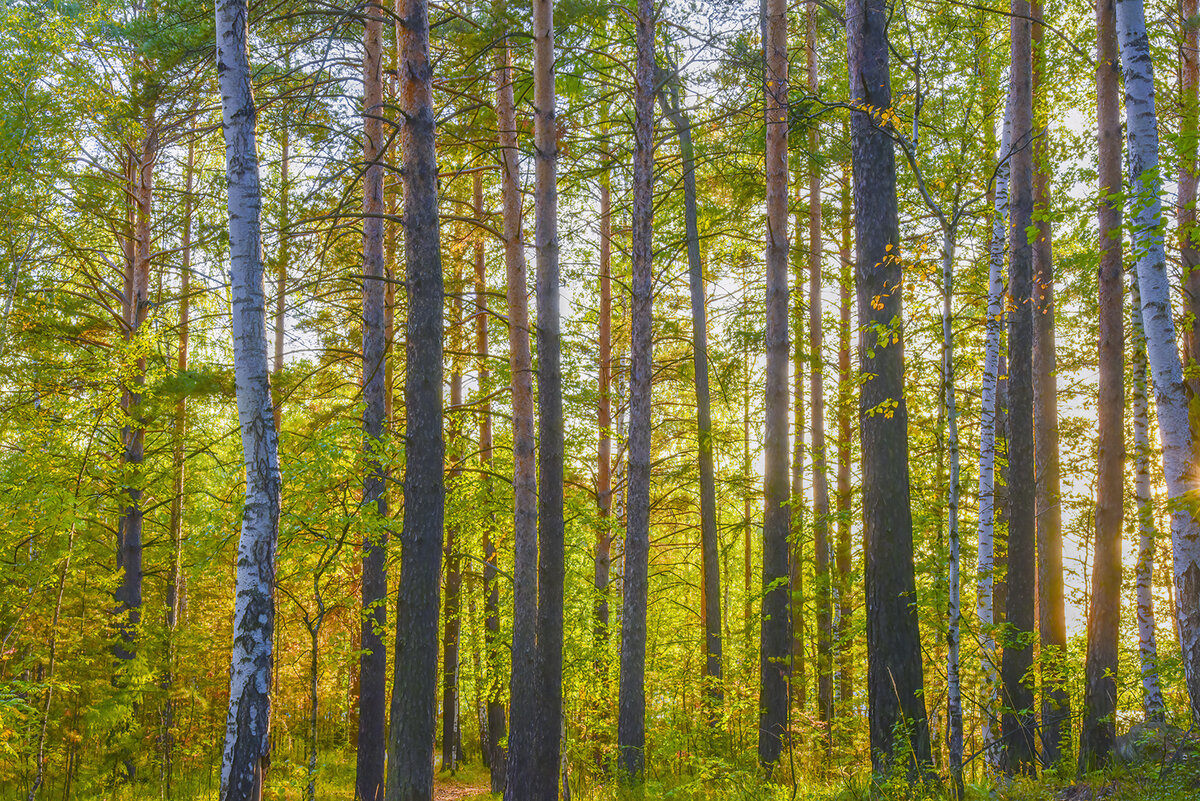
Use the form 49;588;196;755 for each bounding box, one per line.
5;0;1200;798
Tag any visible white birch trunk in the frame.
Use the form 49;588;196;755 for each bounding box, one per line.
976;97;1012;773
215;0;283;798
1131;271;1166;721
1116;0;1200;722
943;227;962;787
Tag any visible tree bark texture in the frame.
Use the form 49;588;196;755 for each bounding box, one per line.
1079;0;1124;771
357;4;388;797
475;172;508;792
807;0;833;733
497;27;538;799
1030;1;1069;763
1131;271;1167;722
618;0;654;778
847;0;932;777
1116;0;1200;724
1001;0;1039;775
215;0;284;796
759;0;792;770
978;90;1012;777
386;0;445;796
532;0;566;794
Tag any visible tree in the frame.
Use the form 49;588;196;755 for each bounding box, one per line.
386;0;445;795
532;0;565;793
215;0;284;795
977;90;1013;776
656;47;723;722
617;0;654;778
1078;0;1124;771
1116;0;1200;724
497;18;538;798
356;2;388;797
806;0;833;734
1030;0;1069;763
759;0;792;771
1001;0;1039;775
847;0;931;776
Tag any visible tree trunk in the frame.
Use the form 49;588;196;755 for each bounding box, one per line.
1029;1;1069;763
805;1;833;738
163;136;194;797
531;0;565;794
496;26;537;800
215;0;284;795
386;0;445;795
656;55;723;721
942;226;963;792
1001;0;1039;775
443;254;465;773
759;0;792;770
617;0;654;778
596;165;613;652
115;123;155;709
1180;0;1200;400
1116;0;1200;724
978;91;1012;776
274;125;288;426
835;160;853;712
1079;0;1125;771
475;172;507;792
847;0;931;776
357;4;388;797
790;184;806;718
1132;271;1166;722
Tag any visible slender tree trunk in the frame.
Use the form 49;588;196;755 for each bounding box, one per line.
835;160;853;712
474;173;507;792
617;0;654;777
274;126;288;425
790;186;806;718
759;0;792;770
1029;2;1069;762
115;124;155;708
847;0;931;776
215;0;284;795
1116;0;1200;724
596;166;613;651
978;92;1013;776
1132;272;1167;722
163;137;194;798
1001;0;1039;775
386;0;445;794
745;346;754;658
306;611;323;801
357;4;388;797
497;26;538;799
942;225;963;793
443;255;465;773
806;1;832;736
1079;0;1125;771
1180;0;1200;400
656;56;723;720
531;0;565;794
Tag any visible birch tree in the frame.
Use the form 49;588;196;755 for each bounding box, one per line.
1116;0;1200;723
215;0;284;795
